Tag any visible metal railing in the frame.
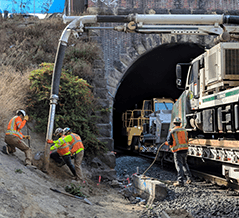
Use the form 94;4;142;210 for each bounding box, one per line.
122;109;153;128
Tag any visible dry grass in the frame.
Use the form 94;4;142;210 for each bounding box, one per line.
0;66;30;129
0;17;101;128
0;17;66;72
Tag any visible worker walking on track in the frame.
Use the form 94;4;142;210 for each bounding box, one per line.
47;128;76;177
3;110;32;166
166;117;192;187
62;127;85;182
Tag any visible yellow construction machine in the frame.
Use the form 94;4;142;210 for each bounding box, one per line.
122;98;173;152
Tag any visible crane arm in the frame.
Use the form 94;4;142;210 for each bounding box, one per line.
62;14;239;38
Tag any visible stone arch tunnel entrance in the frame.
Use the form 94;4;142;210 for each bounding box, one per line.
112;42;204;149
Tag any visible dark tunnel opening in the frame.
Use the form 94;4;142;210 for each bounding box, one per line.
113;42;205;149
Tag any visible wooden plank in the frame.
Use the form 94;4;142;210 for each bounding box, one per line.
189;138;239;148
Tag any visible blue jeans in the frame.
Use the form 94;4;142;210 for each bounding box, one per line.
173;150;192;184
50;151;76;176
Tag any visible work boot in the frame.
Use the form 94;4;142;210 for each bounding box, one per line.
56;162;65;167
2;146;9;155
26;164;37;169
173;181;184;187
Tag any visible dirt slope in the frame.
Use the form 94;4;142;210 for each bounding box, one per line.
0;123;142;218
0;16;143;218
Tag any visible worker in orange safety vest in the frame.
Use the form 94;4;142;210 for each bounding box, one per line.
62;127;84;182
47;128;76;178
3;110;33;166
166;117;192;187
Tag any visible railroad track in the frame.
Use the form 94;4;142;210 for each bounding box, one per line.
138;151;239;191
115;147;239;191
191;169;239;191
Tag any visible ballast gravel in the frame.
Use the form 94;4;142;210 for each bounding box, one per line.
115;155;239;218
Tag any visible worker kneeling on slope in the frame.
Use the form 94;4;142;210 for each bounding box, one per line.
47;128;76;178
166;117;192;187
62;127;85;182
3;110;32;166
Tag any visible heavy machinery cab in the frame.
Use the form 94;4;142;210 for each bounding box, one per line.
122;98;174;152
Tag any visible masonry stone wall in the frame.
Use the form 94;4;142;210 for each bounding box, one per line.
86;0;239;151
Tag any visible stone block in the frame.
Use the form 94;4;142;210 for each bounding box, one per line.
126;47;139;60
107;75;118;88
97;124;111;137
92;168;117;181
95;111;110;123
98;151;116;169
95;99;109;108
93;78;107;88
133;175;167;201
113;60;127;73
94;88;108;99
107;86;116;98
135;44;146;55
98;137;114;151
108;68;123;81
120;54;133;66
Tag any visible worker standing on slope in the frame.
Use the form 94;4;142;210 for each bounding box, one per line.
62;127;85;182
47;128;76;178
3;110;32;166
166;117;192;187
49;128;65;167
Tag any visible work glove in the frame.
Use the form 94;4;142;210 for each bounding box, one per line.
71;153;76;159
24;115;29;121
24;135;31;139
47;139;53;144
164;141;168;145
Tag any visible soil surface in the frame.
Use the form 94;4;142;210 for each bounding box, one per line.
0;16;144;218
0;121;143;218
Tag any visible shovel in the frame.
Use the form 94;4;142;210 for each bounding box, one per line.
50;188;92;205
26;123;31;148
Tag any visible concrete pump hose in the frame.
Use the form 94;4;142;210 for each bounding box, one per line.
142;142;165;176
223;15;239;25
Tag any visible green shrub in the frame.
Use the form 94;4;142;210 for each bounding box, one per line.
26;63;107;157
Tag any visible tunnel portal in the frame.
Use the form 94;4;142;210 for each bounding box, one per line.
113;42;205;149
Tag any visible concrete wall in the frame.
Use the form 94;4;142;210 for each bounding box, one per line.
86;0;239;151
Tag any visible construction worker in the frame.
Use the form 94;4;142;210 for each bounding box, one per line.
3;110;32;166
166;117;192;187
62;127;84;182
47;128;76;178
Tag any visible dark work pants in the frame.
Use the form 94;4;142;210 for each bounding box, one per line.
173;150;192;184
50;151;76;176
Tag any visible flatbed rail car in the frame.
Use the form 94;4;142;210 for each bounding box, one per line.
169;42;239;182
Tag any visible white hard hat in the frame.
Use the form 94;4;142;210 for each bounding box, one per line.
173;117;182;124
54;128;63;136
16;110;26;117
63;127;72;135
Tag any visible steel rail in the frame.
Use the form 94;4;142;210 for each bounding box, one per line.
191;169;239;190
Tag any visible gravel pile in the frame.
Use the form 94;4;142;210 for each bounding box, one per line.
115;155;239;218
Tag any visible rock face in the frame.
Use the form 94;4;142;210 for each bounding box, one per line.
98;151;116;169
89;155;117;181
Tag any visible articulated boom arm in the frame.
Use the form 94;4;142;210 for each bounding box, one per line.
63;14;239;41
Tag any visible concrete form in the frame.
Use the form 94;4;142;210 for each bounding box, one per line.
132;174;167;201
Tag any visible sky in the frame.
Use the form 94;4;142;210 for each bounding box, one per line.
0;0;65;14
